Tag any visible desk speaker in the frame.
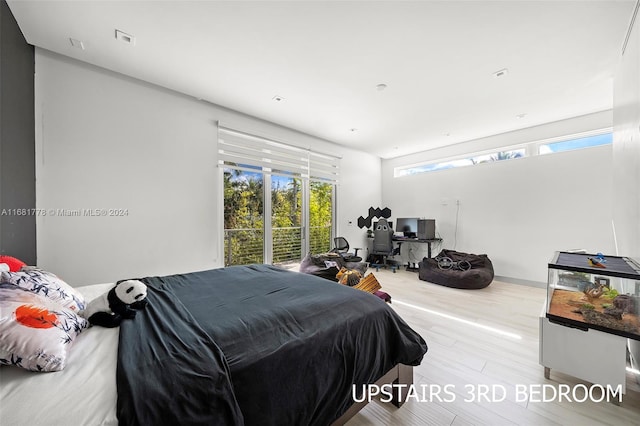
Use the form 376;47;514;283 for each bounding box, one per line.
417;219;435;240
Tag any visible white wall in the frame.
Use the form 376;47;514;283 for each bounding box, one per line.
335;152;382;253
34;49;381;286
613;2;640;259
382;117;615;284
612;0;640;382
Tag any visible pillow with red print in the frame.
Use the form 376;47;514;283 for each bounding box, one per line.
0;284;89;372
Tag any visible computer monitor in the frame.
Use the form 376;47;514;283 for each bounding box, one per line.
396;217;418;238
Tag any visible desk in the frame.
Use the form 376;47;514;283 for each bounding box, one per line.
391;237;442;270
365;237;442;270
392;237;441;258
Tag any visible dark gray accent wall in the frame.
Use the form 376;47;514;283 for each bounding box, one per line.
0;0;36;264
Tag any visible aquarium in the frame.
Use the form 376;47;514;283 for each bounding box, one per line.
546;252;640;341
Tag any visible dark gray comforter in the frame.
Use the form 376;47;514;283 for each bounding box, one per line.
116;264;427;425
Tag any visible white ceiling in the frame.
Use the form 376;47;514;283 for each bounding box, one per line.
7;0;636;159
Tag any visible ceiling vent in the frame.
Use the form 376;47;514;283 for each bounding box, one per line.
115;30;136;45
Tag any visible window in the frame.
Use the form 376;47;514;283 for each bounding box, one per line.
223;168;264;265
219;125;339;266
395;148;525;177
538;132;612;155
309;181;334;254
394;129;612;178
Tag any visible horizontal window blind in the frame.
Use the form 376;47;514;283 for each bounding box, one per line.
308;151;339;182
218;125;339;184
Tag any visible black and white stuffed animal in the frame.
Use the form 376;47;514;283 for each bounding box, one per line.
80;279;148;328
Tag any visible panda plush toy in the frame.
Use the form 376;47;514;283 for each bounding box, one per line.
81;279;148;328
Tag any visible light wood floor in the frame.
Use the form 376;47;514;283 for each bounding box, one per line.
346;269;640;426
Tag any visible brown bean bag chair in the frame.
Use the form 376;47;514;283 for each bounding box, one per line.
418;249;494;289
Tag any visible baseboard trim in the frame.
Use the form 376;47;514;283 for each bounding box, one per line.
494;275;546;288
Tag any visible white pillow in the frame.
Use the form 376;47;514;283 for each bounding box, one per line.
0;268;85;311
0;284;89;372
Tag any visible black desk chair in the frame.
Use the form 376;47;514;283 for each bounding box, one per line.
331;237;363;263
370;219;397;272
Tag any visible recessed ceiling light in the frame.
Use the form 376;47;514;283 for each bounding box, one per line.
69;38;85;50
493;68;509;78
272;95;285;102
376;83;388;91
115;29;136;45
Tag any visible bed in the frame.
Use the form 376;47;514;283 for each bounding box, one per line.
1;264;427;425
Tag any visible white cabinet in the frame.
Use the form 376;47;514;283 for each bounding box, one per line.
539;314;628;394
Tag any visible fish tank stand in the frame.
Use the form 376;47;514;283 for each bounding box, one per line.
539;251;640;400
539;312;628;400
